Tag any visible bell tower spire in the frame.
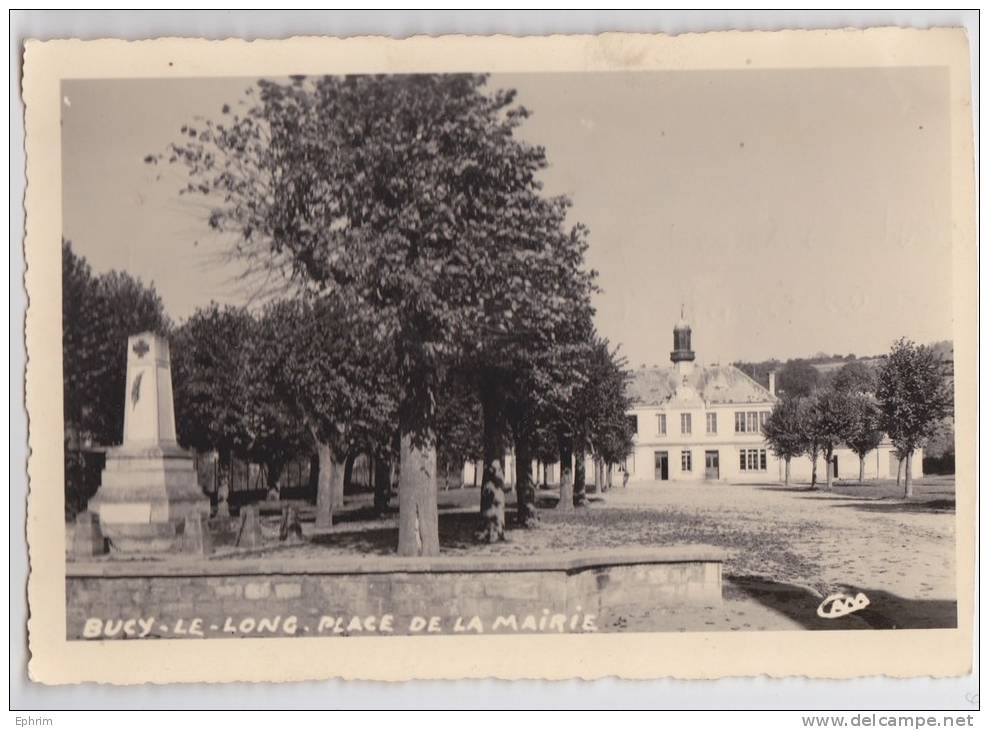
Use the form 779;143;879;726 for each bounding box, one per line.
671;305;695;369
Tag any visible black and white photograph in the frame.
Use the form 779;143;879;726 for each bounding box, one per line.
21;28;976;687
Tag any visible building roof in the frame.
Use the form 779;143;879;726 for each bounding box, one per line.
629;364;776;408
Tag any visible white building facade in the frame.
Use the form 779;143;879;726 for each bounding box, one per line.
624;316;921;484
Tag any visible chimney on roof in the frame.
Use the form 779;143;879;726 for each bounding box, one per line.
768;371;776;396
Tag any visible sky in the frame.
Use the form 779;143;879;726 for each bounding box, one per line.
61;68;953;366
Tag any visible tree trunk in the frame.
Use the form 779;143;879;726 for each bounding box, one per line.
810;449;819;489
557;439;574;511
904;450;914;499
397;431;440;556
859;454;866;484
515;431;539;528
896;457;903;488
480;378;507;513
315;441;334;529
606;463;614;490
343;451;356;491
373;456;392;515
592;457;602;493
784;457;791;486
573;446;588;506
307;451;320;501
330;456;346;511
824;446;834;490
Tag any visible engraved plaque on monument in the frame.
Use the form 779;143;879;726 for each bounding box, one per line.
88;332;210;553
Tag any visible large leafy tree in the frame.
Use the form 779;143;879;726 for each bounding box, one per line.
252;297;399;529
171;304;255;510
762;395;806;485
844;393;884;483
797;396;823;488
876;338;953;497
806;387;859;490
829;360;875;394
433;370;483;490
154;73;595;555
241;330;309;499
62;240;171;448
548;333;631;508
583;341;635;495
469;218;596;534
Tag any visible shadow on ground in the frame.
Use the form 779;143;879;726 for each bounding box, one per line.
751;484;818;494
728;577;958;631
838;586;957;629
831;499;955;514
726;577;870;630
306;509;534;554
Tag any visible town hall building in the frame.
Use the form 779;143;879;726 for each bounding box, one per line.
622;313;922;484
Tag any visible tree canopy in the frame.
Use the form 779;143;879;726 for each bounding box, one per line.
171;304;255;460
761;395;806;485
62;240;170;448
776;359;821;398
876;338;953;496
845;393;884;482
153;73;604;554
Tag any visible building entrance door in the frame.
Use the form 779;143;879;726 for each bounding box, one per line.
704;450;720;480
831;455;839;480
654;451;669;481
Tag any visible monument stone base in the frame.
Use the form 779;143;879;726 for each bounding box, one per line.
88;442;210;554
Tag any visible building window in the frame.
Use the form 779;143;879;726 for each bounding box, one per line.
681;450;692;472
735;411;765;433
627;415;638;435
739;448;768;471
680;413;692;435
706;412;717;434
657;413;667;436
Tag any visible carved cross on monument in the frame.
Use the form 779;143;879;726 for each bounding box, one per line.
132;338;150;358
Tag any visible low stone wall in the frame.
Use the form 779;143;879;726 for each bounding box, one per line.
66;547;726;639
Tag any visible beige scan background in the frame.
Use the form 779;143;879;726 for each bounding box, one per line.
23;29;976;685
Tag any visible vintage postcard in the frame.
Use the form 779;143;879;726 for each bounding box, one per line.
23;30;976;684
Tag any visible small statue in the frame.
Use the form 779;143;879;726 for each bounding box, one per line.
476;460;508;543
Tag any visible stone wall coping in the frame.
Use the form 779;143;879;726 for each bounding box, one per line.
66;545;727;578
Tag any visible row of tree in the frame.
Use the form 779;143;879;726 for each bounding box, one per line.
762;341;953;497
63;238;635;543
67;73;638;555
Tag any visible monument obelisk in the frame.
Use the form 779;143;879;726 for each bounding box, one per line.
88;332;210;553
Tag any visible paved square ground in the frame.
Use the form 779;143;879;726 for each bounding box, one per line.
71;476;957;632
242;475;957;631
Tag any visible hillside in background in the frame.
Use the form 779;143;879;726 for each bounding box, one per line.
733;340;953;391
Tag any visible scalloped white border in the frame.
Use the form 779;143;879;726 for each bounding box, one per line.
23;30;977;685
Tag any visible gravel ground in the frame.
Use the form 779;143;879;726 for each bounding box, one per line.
235;475;957;630
71;476;958;631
